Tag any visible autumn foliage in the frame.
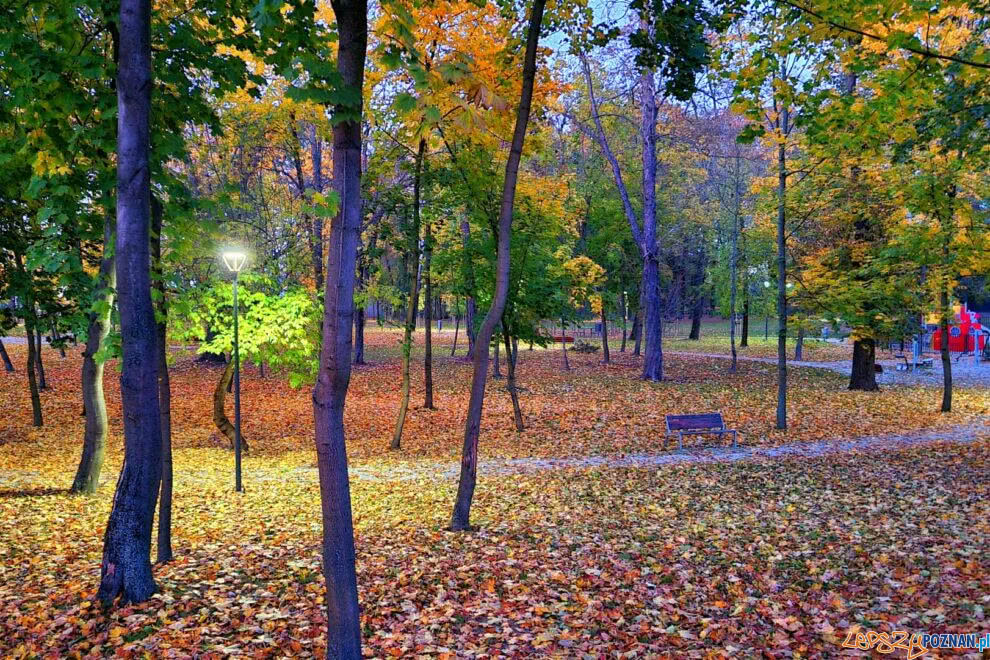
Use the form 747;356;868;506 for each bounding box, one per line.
2;334;988;656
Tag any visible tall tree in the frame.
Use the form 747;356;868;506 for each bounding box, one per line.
97;0;163;605
310;0;367;653
392;138;426;449
576;2;731;380
151;198;173;564
450;0;547;531
72;217;116;494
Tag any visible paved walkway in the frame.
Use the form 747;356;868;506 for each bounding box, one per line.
338;419;989;482
667;350;990;388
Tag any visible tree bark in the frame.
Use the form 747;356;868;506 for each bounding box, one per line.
600;302;610;364
451;311;460;356
392;138;426;449
619;294;626;353
503;321;524;431
581;58;662;380
641;255;663;380
940;271;952;413
213;358;249;453
450;0;545;531
424;220;435;410
52;318;66;358
151;198;173;564
24;313;43;427
312;0;366;652
353;305;365;364
460;219;476;360
0;337;13;372
632;311;642;356
741;295;749;347
729;151;740;373
98;0;162;606
688;246;705;340
794;325;804;361
493;333;502;378
775;105;789;431
72;216;116;494
848;338;878;391
34;323;48;390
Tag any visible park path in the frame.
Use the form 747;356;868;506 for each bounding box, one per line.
338;419;990;482
667;350;841;371
666;349;990;388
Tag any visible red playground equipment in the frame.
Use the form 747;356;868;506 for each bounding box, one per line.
932;304;987;352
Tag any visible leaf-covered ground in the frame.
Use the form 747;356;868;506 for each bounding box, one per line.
1;331;988;657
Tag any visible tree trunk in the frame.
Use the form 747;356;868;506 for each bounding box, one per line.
98;0;163;606
424;220;434;410
619;294;626;353
450;0;545;532
775;106;789;431
600;302;610;364
741;295;749;347
0;337;13;372
632;311;642;356
493;334;502;378
392;137;426;450
848;338;878;391
688;248;704;340
794;326;804;361
72;216;116;494
35;323;48;390
353;305;365;364
581;58;661;379
312;0;366;652
152;198;173;564
213;358;249;452
503;321;524;431
460;219;476;360
688;307;702;340
638;68;663;382
641;256;663;380
52;319;66;358
940;279;952;413
24;314;43;427
451;311;460;356
729;155;740;373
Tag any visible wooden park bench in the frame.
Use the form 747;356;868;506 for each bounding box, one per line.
664;413;737;450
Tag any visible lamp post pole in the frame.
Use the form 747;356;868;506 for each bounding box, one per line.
223;250;247;493
232;269;242;492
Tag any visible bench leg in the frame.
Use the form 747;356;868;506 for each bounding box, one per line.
732;430;737;448
678;432;683;450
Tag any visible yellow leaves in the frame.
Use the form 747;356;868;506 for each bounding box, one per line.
32;150;70;177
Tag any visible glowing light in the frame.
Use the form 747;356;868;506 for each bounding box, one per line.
222;251;247;273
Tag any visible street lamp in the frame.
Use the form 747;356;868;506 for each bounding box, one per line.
222;250;247;492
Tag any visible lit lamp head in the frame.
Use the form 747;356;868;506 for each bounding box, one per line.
222;251;247;273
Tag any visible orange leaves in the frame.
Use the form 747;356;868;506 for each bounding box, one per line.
1;333;989;656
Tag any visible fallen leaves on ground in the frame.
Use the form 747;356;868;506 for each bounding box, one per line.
1;330;988;657
2;441;989;657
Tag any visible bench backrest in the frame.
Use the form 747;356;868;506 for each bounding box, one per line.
665;413;725;432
